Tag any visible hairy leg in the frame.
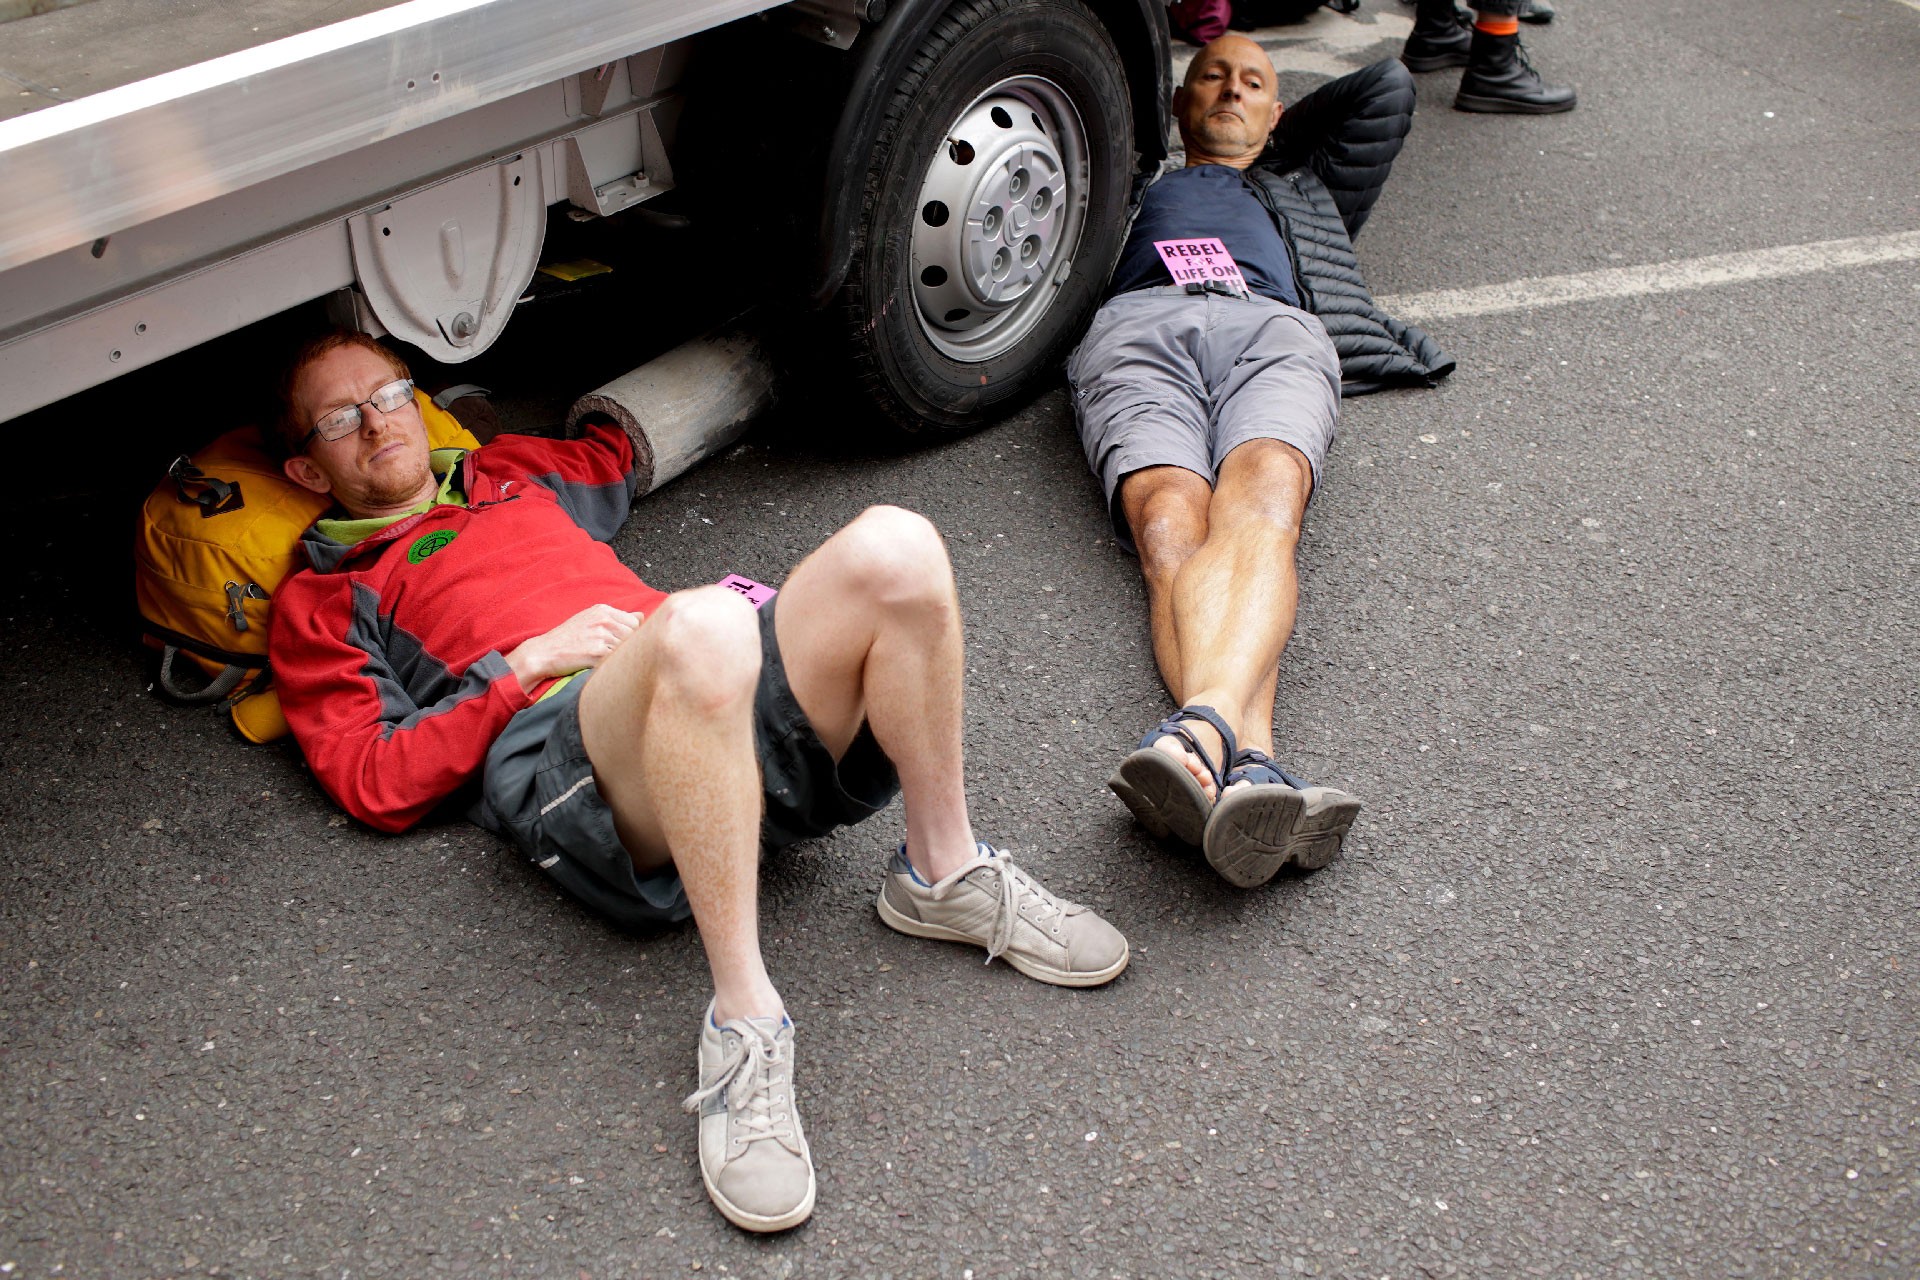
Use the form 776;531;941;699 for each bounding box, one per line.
1186;439;1311;770
577;585;780;1024
1120;442;1310;791
1121;465;1213;705
769;506;978;884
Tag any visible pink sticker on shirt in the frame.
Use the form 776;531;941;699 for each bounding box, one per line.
1153;237;1247;295
719;574;777;609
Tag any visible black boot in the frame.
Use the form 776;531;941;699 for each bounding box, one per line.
1520;0;1555;24
1453;27;1577;113
1401;1;1470;72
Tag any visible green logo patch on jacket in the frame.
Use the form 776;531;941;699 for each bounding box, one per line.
407;529;459;564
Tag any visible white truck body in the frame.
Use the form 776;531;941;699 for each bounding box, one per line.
0;0;1167;429
0;0;831;418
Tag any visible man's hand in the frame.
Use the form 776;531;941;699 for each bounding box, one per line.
504;604;642;692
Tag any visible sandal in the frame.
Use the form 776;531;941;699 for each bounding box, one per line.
1202;747;1363;888
1107;706;1236;846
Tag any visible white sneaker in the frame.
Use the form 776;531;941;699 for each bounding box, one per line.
876;842;1130;986
681;1002;815;1232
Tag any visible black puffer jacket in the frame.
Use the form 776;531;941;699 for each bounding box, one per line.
1117;56;1448;394
1208;58;1451;394
1248;165;1455;396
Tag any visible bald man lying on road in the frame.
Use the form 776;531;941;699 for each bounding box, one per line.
1073;39;1427;886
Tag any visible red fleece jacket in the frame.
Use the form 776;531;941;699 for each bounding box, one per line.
271;426;667;832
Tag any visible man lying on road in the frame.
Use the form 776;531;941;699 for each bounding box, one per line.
267;331;1129;1232
1072;39;1421;886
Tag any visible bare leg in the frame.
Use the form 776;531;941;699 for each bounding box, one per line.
1123;465;1212;706
576;585;781;1025
1119;441;1311;793
1176;439;1309;770
768;506;978;884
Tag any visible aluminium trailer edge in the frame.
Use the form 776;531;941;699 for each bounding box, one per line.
0;0;783;274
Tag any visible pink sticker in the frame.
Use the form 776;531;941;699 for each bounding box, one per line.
1153;237;1247;295
719;573;777;609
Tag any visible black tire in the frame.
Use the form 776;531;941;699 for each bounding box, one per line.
838;0;1134;434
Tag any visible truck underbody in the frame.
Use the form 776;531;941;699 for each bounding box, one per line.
0;0;1168;429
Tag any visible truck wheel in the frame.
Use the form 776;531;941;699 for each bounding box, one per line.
839;0;1134;434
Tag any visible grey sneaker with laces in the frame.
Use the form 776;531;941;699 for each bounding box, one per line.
875;842;1130;987
681;1002;815;1232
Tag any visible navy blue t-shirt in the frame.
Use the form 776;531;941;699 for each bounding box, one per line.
1108;164;1299;307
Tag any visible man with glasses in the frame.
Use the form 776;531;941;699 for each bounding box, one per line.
267;331;1130;1233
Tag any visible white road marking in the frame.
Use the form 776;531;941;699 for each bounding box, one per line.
1893;0;1920;14
1376;229;1920;323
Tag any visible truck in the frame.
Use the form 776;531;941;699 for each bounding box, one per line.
0;0;1170;433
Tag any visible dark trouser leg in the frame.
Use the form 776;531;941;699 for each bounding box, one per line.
1261;59;1416;242
1403;0;1470;74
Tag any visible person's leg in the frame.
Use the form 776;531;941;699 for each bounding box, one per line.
1263;59;1417;240
765;505;1130;986
576;586;780;1023
1131;439;1312;763
1120;463;1213;707
1105;443;1309;845
574;587;814;1235
1069;293;1231;800
1105;462;1236;842
1196;444;1361;886
1455;3;1576;113
1401;0;1471;73
763;504;977;884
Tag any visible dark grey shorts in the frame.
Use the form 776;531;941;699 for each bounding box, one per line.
473;599;900;930
1065;285;1342;549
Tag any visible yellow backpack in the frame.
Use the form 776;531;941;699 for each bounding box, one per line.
134;389;480;742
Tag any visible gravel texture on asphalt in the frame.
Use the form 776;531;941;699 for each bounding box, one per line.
3;0;1917;1276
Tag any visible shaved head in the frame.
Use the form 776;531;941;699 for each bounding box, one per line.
1183;34;1276;91
1175;35;1284;169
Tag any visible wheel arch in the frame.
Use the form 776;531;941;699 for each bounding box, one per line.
801;0;1169;308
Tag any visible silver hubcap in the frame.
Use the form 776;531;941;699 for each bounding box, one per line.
910;75;1089;362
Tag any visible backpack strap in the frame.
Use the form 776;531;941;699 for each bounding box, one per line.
156;645;252;705
168;454;245;517
432;384;492;408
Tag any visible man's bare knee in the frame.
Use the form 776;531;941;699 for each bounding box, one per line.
647;586;761;713
1225;474;1306;534
1213;443;1310;546
834;505;953;608
1130;483;1209;577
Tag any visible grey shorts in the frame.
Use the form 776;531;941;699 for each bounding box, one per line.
473;599;900;930
1065;285;1342;549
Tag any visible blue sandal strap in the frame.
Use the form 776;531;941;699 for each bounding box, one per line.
1138;705;1238;794
1225;747;1308;790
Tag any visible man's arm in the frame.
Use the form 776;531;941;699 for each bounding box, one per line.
272;570;538;833
477;422;640;542
1257;60;1414;241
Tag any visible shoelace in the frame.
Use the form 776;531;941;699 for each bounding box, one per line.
681;1020;795;1149
975;852;1066;966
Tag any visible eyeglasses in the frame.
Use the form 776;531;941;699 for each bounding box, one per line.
303;378;416;448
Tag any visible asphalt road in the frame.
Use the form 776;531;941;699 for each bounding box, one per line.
3;1;1918;1276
